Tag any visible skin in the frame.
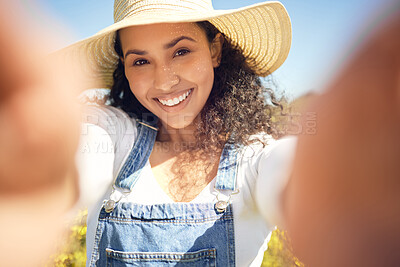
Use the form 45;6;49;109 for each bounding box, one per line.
0;1;80;265
283;11;400;267
119;23;223;142
119;23;224;201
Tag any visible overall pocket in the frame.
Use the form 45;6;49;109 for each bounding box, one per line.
105;248;217;267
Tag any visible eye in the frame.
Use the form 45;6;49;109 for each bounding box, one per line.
174;49;190;57
133;59;149;66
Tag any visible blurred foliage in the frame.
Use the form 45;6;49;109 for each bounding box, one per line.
262;228;305;267
45;210;87;267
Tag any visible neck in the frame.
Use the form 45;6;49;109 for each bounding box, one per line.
155;117;226;155
156;121;197;152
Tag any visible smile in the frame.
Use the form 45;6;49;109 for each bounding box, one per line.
157;89;193;107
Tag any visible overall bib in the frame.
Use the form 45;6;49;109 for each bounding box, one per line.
89;120;239;266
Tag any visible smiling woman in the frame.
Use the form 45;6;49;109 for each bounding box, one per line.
64;0;296;266
119;23;221;130
2;0;398;266
110;20;285;152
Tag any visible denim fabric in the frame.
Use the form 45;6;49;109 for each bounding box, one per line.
89;121;238;266
115;123;158;190
214;143;238;191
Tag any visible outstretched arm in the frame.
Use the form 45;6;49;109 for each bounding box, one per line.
0;2;83;265
283;7;400;267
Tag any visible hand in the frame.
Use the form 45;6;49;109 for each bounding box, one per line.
284;9;400;267
0;2;83;265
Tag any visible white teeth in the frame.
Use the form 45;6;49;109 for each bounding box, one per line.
158;89;192;107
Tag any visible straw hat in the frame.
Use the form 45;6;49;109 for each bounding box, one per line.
62;0;291;89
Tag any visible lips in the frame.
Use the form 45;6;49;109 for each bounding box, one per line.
154;88;194;113
157;89;192;107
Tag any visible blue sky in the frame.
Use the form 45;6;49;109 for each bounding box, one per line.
35;0;391;98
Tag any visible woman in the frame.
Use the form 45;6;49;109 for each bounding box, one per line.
69;0;296;266
1;1;398;266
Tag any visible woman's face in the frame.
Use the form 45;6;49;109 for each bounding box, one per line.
119;23;223;130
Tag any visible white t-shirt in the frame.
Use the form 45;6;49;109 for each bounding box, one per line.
77;105;297;267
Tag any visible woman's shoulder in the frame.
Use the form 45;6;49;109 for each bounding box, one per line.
238;134;297;226
240;133;297;160
82;104;137;136
80;103;139;161
83;104;135;123
79;89;137;128
237;133;297;186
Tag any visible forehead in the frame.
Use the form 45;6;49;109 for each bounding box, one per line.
119;22;207;48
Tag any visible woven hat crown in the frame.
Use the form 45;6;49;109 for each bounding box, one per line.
114;0;213;22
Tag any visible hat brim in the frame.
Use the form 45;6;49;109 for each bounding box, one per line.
60;1;291;89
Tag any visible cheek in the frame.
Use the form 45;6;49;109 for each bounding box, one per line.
182;57;215;91
125;72;150;99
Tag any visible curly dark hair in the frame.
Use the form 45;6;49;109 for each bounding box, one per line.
109;21;283;152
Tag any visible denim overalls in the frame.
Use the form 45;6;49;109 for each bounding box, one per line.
89;119;239;266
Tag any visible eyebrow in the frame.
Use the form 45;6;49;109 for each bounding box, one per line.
124;36;196;59
164;36;196;49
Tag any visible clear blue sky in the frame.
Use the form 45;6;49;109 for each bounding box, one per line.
35;0;391;98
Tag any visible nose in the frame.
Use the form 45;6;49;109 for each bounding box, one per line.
153;64;179;91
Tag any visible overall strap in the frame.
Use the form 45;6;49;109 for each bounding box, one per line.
115;120;158;190
215;143;239;191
